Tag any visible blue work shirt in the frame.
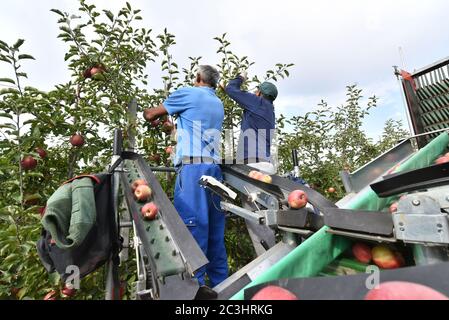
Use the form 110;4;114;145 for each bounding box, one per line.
163;86;224;166
225;76;276;162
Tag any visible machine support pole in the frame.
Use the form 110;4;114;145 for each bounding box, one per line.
105;128;123;300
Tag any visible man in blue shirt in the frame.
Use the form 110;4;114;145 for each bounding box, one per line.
143;65;228;289
224;73;278;256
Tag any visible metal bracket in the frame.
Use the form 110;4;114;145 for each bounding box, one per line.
394;194;449;245
221;202;264;224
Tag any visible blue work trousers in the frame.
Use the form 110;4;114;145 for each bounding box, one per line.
174;163;228;287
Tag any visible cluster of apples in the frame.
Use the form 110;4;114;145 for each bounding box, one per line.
21;134;85;172
250;282;448;300
143;111;175;134
352;242;405;269
248;170;272;184
20;147;47;171
132;179;159;221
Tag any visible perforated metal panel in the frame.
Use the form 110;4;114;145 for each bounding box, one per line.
399;57;449;145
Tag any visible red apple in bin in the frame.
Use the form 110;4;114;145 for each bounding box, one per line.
21;156;37;171
288;190;308;209
352;242;372;264
131;179;147;191
372;245;403;269
435;156;449;165
134;184;152;202
365;281;449;300
70;134;85;147
141;202;158;220
251;285;298;300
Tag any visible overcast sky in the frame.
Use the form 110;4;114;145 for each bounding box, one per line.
1;0;449;140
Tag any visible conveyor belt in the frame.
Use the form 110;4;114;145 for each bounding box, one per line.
222;164;337;211
371;162;449;198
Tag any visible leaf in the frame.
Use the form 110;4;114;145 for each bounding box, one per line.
0;124;16;130
18;54;35;60
12;39;25;50
50;9;65;17
0;55;11;63
126;2;131;10
0;78;15;85
0;113;13;120
49;272;61;286
104;10;114;22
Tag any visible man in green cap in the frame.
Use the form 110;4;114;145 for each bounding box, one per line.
224;72;278;255
224;72;277;172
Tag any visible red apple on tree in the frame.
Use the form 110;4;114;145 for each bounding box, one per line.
82;67;92;79
38;206;46;217
327;187;336;194
288;190;308;209
21;156;37;171
141;202;158;220
70;134;85;147
43;290;57;300
35;147;47;159
251;285;298;300
61;284;77;298
148;154;161;164
165;146;173;154
162;120;174;133
134;184;152;202
365;281;449;300
150;119;161;127
131;179;148;191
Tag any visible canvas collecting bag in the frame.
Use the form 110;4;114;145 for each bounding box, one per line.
36;173;119;282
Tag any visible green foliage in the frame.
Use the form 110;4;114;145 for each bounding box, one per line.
277;85;408;200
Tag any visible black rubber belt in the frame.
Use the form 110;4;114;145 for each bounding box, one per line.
244;262;449;300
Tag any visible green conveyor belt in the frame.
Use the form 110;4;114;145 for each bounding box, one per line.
231;132;449;300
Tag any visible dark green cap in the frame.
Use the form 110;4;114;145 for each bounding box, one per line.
258;82;278;101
